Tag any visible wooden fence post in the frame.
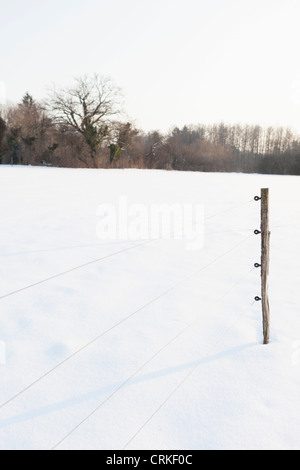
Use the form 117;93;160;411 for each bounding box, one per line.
261;188;270;344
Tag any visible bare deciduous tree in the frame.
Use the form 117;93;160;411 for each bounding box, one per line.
0;115;6;163
48;74;123;167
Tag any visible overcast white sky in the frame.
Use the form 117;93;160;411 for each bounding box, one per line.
1;0;300;132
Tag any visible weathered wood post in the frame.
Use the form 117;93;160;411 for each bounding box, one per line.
261;188;270;344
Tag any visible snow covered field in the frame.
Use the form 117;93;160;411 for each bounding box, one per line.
0;165;299;450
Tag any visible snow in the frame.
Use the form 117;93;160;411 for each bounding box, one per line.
0;165;299;450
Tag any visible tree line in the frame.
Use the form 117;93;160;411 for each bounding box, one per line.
0;74;300;175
